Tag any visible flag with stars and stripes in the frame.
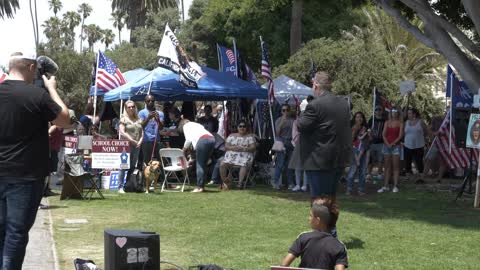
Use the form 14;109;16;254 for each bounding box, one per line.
95;51;126;93
261;40;275;103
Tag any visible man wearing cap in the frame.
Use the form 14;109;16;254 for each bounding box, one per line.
297;71;351;201
0;51;70;269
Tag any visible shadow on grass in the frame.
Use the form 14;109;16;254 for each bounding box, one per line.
249;183;480;230
343;237;365;250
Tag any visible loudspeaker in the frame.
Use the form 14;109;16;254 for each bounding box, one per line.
104;229;160;270
453;108;479;148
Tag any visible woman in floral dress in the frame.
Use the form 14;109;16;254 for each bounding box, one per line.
220;120;257;189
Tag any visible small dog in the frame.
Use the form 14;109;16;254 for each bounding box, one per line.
144;160;161;193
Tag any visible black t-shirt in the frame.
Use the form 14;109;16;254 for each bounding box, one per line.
289;230;348;270
0;80;61;180
198;116;219;133
367;117;385;144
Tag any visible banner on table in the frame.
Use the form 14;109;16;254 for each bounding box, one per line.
64;135;78;154
91;139;130;169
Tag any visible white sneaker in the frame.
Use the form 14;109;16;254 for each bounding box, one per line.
292;185;301;192
118;188;125;194
392;186;399;193
273;184;281;190
377;186;389;193
301;185;308;192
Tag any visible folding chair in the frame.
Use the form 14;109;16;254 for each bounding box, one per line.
61;154;104;200
159;148;190;192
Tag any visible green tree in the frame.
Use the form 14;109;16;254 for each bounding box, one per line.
62;11;81;48
111;0;177;43
102;29;115;49
48;0;63;17
83;24;103;52
374;0;480;94
78;3;93;51
131;7;181;50
111;10;126;44
42;16;64;51
0;0;19;19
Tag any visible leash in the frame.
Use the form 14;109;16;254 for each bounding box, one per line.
150;115;161;162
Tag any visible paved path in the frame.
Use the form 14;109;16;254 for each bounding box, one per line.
23;198;58;270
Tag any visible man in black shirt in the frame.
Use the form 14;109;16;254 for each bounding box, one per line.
281;203;348;270
0;51;70;269
197;105;219;134
367;105;386;180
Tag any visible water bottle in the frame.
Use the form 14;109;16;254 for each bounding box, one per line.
83;159;90;172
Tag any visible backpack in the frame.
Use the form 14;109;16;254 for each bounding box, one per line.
124;168;144;193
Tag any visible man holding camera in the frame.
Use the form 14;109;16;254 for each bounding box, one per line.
0;51;70;269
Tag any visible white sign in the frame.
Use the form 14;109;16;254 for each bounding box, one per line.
399;80;416;95
473;95;480;108
466;114;480;149
63;135;78;155
91;139;130;169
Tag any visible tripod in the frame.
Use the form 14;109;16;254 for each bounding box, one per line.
455;148;475;201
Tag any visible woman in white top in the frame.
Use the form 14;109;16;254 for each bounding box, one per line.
178;119;216;193
118;100;144;193
404;108;430;182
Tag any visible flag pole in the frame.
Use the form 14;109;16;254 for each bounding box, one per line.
92;51;100;127
260;35;276;141
233;38;238;78
216;44;221;72
372;87;376;129
449;97;452;153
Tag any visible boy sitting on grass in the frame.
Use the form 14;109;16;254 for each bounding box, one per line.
281;203;348;270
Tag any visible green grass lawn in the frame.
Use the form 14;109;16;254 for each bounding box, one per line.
48;183;480;270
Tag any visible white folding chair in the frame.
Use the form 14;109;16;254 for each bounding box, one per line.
159;148;190;192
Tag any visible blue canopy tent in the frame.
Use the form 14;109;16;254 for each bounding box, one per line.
103;66;267;101
262;74;312;104
89;68;151;96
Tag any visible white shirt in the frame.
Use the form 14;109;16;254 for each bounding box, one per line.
183;122;213;149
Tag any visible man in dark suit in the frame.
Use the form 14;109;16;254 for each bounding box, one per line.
297;71;351;200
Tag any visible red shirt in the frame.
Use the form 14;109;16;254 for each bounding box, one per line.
49;127;63;151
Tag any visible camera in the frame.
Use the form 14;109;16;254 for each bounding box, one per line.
33;56;59;90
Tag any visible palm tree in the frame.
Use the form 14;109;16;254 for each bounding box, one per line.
48;0;62;17
0;0;19;19
43;16;63;50
102;29;115;49
111;0;176;43
110;10;126;44
83;24;104;51
62;11;81;48
78;3;93;51
290;0;303;55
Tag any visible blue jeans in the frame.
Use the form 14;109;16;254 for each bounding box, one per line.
210;157;223;184
118;146;140;188
346;148;367;193
0;179;44;270
273;139;294;187
307;169;342;197
195;137;215;188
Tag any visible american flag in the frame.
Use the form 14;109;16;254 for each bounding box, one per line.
0;72;7;83
435;111;478;169
95;51;126;92
226;49;235;65
261;41;274;103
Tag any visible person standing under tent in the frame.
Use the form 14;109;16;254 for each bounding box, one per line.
118;100;144;193
139;95;164;165
272;104;295;190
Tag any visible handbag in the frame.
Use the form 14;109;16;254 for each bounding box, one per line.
271;140;286;152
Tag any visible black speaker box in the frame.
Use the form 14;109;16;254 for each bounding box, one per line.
453;108;479;148
104;229;160;270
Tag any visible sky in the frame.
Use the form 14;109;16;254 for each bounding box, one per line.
0;0;193;68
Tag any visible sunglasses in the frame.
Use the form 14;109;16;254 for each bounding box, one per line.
282;109;288;112
238;125;246;128
146;100;154;103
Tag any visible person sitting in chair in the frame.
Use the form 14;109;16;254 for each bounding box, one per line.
220;120;256;189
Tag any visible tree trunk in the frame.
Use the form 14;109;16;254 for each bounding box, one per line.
80;19;85;51
118;27;121;44
289;0;303;55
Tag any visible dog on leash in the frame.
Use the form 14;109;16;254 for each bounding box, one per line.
144;160;161;193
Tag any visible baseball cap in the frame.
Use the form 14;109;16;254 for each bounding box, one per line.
9;49;37;61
